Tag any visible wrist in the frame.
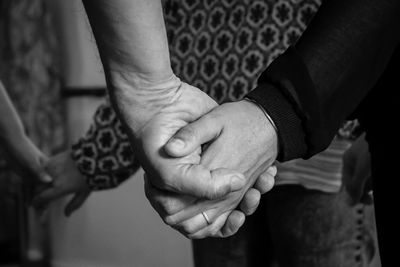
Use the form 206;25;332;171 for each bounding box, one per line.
244;98;278;133
241;99;279;160
243;98;278;146
108;72;183;135
1;130;27;147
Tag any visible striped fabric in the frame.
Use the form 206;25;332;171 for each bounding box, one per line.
276;136;352;193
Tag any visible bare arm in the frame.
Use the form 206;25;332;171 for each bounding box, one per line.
82;0;180;134
0;81;51;183
0;81;26;141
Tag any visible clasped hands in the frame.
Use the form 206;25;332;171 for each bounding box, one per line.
27;73;279;239
114;74;278;239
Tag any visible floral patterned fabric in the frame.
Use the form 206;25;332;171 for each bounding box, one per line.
71;102;140;190
165;0;321;102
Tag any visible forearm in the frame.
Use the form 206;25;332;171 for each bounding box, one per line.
82;0;181;135
0;82;26;142
250;0;400;161
295;0;400;130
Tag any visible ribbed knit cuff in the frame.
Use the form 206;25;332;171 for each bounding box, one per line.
249;46;326;160
246;83;306;162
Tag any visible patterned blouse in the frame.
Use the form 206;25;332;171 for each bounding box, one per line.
71;0;360;192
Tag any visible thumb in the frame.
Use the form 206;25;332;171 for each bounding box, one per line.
35;154;53;183
36;170;53;183
172;165;246;200
164;114;222;158
64;190;91;217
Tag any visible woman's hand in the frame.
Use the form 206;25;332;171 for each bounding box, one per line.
145;166;276;239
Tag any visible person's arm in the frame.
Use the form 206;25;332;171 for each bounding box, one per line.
0;82;26;141
81;0;278;238
82;0;179;134
160;0;399;238
0;81;52;184
247;0;400;161
82;0;241;198
71;103;139;190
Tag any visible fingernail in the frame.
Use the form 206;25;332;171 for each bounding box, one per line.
269;166;277;176
239;213;246;227
169;138;185;150
231;175;245;191
42;174;53;183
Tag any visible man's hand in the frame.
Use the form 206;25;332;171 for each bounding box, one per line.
145;100;278;238
342;133;372;205
32;150;91;216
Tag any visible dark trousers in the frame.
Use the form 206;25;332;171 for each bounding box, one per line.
193;185;376;267
359;45;399;267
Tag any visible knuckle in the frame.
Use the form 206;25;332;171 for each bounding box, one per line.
163;215;178;226
180;223;196;235
154;197;172;215
203;190;216;200
208;183;229;200
202;181;221;200
162;200;177;215
186;233;200;240
209;227;220;237
179;125;197;141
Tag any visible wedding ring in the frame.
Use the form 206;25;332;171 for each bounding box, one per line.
202;211;211;225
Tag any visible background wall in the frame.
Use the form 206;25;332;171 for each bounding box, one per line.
48;0;193;266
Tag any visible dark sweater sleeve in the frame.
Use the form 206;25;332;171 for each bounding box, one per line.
247;0;400;161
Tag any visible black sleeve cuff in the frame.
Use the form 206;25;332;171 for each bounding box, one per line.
246;83;306;162
247;46;330;161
